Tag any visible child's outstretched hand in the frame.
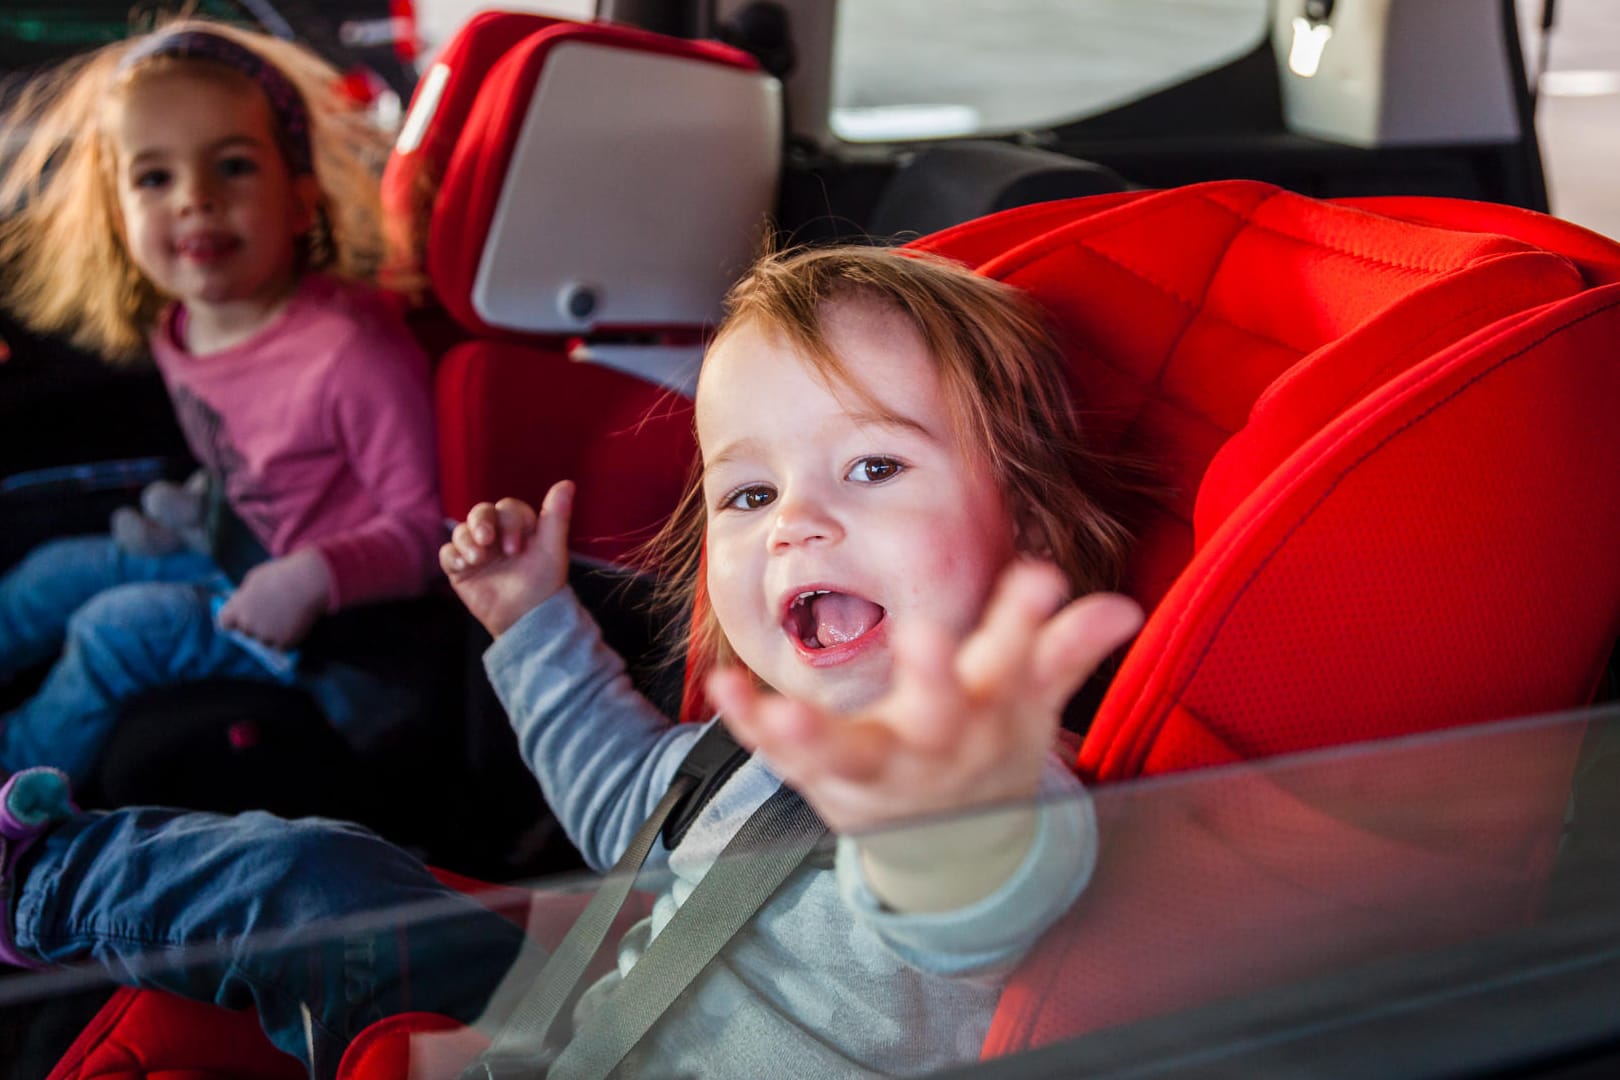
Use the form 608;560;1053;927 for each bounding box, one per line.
442;480;574;639
707;562;1143;912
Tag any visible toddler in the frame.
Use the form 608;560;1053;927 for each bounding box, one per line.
0;246;1142;1079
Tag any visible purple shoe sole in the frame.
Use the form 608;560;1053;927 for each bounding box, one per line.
0;767;74;969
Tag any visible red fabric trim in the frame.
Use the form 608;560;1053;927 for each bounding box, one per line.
434;341;696;568
337;1011;486;1080
45;987;301;1080
382;12;565;284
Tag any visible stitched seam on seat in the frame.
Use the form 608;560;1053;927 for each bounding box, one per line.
1191;188;1508;275
1250;272;1562;440
1005;285;1291;463
1126;295;1620;774
1015;228;1325;435
1096;192;1279;496
1254;271;1543;416
993;192;1313;358
1152;190;1277;385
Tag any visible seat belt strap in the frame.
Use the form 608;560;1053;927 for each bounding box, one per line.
661;718;752;850
462;722;762;1078
549;783;827;1080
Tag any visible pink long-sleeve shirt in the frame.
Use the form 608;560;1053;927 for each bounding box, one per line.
150;274;443;611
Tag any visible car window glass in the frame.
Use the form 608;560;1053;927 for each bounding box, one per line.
830;0;1271;141
4;707;1617;1076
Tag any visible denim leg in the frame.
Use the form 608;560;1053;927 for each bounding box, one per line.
14;809;527;1075
0;536;217;683
0;580;273;782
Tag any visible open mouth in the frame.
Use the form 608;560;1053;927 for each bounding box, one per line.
784;589;886;651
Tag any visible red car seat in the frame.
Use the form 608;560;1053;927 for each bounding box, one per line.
903;181;1620;1054
45;177;1620;1076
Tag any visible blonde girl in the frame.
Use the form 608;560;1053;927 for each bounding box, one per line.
0;20;443;783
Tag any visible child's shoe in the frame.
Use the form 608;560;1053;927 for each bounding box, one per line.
0;767;74;969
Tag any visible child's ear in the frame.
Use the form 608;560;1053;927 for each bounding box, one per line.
1013;503;1054;561
291;174;321;235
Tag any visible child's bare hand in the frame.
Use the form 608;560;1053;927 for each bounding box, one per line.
218;548;332;649
442;480;573;639
707;562;1142;909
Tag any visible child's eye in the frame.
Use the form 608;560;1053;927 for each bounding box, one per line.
132;168;171;190
721;485;776;511
217;155;259;179
847;457;904;484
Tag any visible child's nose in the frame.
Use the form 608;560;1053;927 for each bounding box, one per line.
177;172;218;213
769;491;843;552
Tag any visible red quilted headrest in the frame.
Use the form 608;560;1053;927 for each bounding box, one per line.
917;180;1585;611
1081;281;1620;779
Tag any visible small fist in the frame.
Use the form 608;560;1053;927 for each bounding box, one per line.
442;480;574;639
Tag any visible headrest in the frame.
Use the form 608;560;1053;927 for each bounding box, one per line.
421;20;780;338
917;180;1584;609
1336;196;1620;287
383;11;565;282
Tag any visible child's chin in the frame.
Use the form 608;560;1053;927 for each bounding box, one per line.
800;667;889;716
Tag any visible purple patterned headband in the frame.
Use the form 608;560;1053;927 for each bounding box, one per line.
118;29;314;176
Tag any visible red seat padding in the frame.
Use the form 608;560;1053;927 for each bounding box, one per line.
435;341;695;567
1085;281;1620;777
915;180;1587;611
46;988;303;1080
907;181;1620;1056
381;11;566;282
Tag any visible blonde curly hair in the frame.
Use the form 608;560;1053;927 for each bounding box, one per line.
0;16;396;361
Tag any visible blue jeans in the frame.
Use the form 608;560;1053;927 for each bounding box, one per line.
15;809;526;1076
0;536;288;783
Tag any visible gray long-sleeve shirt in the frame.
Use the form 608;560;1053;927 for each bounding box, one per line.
484;588;1097;1077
